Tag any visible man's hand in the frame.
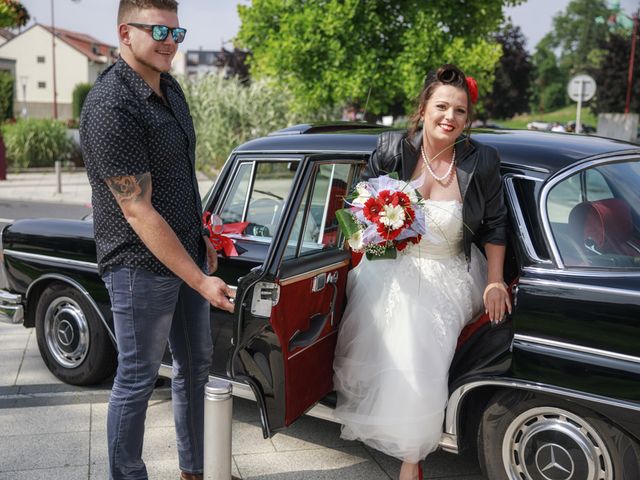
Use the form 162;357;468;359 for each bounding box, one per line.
198;276;235;312
203;235;218;274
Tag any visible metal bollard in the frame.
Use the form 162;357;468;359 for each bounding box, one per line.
55;160;62;193
203;379;233;480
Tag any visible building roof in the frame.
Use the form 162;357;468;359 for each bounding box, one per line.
39;25;117;64
0;28;16;41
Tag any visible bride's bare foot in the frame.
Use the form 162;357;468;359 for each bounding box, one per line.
399;461;421;480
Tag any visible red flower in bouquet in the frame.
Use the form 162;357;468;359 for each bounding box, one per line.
377;222;403;241
395;236;421;252
391;191;411;208
363;197;383;222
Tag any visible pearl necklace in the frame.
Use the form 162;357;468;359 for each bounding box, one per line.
421;145;456;183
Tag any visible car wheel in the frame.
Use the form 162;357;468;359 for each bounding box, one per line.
35;283;116;386
478;390;640;480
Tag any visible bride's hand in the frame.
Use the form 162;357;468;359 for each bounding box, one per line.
483;282;512;325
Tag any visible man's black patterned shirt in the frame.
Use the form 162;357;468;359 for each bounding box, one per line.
80;57;205;276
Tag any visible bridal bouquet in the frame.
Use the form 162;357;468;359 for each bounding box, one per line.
336;174;427;260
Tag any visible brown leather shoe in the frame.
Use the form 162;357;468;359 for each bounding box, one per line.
180;471;240;479
180;473;203;480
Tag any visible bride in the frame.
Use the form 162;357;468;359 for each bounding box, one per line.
333;64;512;480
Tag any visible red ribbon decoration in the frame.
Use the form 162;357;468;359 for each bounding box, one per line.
203;212;249;257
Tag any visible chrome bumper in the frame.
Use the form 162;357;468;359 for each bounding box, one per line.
0;290;24;324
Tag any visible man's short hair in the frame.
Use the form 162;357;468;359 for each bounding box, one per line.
118;0;179;24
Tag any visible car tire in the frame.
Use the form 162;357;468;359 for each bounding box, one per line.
478;390;640;480
35;283;116;386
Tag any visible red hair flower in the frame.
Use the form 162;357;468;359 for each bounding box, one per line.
466;76;478;104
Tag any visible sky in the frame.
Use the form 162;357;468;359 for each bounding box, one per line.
16;0;640;53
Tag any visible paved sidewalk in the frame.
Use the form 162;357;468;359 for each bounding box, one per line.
0;170;215;206
0;321;484;480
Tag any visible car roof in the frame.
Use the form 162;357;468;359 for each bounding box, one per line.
233;125;640;177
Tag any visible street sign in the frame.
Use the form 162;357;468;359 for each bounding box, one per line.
567;74;596;102
567;74;597;134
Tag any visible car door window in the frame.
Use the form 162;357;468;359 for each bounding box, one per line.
547;160;640;268
218;160;298;238
285;162;352;259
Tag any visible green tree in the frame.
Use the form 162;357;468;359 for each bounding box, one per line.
529;0;614;114
530;36;570;113
481;23;533;121
72;83;93;120
593;33;640;113
547;0;610;75
0;71;14;121
236;0;521;116
0;0;30;28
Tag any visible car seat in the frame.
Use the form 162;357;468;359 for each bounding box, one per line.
568;198;640;257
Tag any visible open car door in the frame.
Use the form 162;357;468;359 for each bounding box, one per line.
230;157;363;437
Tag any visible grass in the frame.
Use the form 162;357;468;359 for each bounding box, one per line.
497;104;598;129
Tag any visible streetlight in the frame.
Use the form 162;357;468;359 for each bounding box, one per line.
624;13;638;114
50;0;81;119
19;75;28;117
50;0;57;119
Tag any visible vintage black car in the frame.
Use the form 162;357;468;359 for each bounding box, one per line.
1;125;640;480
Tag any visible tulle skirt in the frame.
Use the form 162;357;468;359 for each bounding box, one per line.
332;245;486;463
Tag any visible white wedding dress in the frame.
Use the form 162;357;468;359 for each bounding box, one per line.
333;199;487;463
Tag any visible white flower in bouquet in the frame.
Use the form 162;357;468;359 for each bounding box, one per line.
348;229;364;250
379;204;406;230
352;182;372;205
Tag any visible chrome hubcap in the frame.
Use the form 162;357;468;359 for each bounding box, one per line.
44;296;89;368
502;407;612;480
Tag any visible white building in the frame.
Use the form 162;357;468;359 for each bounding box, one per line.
0;24;117;120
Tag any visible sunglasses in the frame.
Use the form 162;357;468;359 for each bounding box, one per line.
127;23;187;43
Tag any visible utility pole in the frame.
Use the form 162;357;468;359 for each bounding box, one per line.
625;12;638;114
50;0;58;119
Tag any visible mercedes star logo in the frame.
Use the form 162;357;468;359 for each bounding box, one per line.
57;321;75;347
535;443;575;480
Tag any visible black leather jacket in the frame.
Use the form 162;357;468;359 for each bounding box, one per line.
363;130;508;263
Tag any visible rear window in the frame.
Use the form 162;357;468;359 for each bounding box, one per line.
546;159;640;269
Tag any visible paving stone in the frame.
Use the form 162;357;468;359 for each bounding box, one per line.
2;333;30;351
25;331;42;357
0;431;89;472
231;396;264;424
1;465;89;480
233;446;388;480
271;415;358;451
13;355;65;386
0;350;21;387
231;421;277;455
0;404;90;436
366;446;482;479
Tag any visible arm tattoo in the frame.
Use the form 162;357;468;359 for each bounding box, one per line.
106;173;151;203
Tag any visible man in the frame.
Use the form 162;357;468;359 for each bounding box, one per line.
80;1;234;479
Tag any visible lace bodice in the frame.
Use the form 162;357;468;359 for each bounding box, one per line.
407;200;463;259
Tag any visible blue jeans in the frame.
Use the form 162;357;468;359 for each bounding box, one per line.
103;266;213;480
